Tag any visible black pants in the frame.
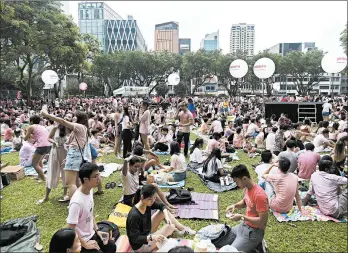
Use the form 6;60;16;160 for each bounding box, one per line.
134;123;140;142
122;129;133;158
154;142;169;152
81;232;116;253
176;132;190;156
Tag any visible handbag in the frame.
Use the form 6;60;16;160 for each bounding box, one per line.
1;173;10;187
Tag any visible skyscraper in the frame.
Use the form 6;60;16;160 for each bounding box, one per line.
179;38;191;55
154;21;179;53
78;2;146;52
230;23;255;56
200;31;219;51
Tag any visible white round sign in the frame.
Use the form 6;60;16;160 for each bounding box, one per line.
41;70;58;85
168;73;180;86
321;53;347;74
79;82;88;91
273;83;280;91
253;58;275;79
229;59;248;78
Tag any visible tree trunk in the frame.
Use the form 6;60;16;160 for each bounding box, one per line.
27;63;33;106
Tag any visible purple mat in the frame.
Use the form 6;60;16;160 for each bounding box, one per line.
161;192;219;220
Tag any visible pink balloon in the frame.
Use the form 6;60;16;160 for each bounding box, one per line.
79;82;88;91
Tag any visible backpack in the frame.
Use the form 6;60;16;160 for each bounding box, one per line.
166;189;192;204
97;220;120;241
211;224;235;248
0;224;28;247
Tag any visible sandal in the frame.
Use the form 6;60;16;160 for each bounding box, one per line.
105;183;111;189
58;196;70;202
110;182;116;189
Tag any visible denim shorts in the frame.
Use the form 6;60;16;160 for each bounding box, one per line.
34;146;51;155
65;148;82;171
322;112;330;116
173;171;187;182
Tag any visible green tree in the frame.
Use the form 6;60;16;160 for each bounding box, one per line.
340;24;347;55
1;1;68;104
174;82;188;97
181;49;216;94
155;83;169;97
279;50;324;95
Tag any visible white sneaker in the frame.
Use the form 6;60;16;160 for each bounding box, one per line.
176;227;196;236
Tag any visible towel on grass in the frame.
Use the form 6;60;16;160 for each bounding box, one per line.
98;163;122;177
272;206;347;223
24;164;48;176
158;180;185;188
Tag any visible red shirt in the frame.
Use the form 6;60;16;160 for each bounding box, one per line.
244;184;269;229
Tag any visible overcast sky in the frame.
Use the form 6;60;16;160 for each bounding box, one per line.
67;1;347;54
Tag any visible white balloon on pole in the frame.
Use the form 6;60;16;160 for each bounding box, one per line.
229;59;248;78
41;70;58;85
168;73;180;86
253;58;275;79
79;82;88;91
321;52;347;74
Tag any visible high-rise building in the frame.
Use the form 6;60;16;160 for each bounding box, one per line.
154;21;179;53
230;23;255;56
200;31;219;51
179;38;191;55
268;42;317;57
78;2;146;53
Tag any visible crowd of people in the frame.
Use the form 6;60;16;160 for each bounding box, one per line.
0;94;347;253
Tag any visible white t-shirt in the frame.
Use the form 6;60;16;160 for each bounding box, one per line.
170;153;187;174
122;170;139;195
67;190;95;242
246;123;259;136
122;115;130;130
313;134;328;148
190;148;204;163
19;141;35;167
204;158;223;178
255;163;279;182
338;120;347;132
322;102;332;113
211;120;223;133
266;132;276;151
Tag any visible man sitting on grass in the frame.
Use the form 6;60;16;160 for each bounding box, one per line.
262;158;303;214
67;163;117;253
302;160;347;219
226;164;268;253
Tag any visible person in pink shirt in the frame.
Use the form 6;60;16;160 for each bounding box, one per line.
138;101;151;150
262;158;303;214
175;101;194;157
24;115;52;181
302;160;347;219
298;143;320;179
205;132;221;153
337;128;348;141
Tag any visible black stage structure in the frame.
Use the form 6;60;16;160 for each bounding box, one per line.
265;102;324;123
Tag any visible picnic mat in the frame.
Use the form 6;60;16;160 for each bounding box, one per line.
154;151;170;155
116;235;194;253
187;162;238;193
165;192;219;220
272;206;347;223
192;130;211;143
158;180;185;188
24;164;48;176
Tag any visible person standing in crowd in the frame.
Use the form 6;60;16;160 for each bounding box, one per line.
138;101;151;151
322;99;333;121
175;101;194;157
41;110;90;199
121;106;134;159
24;115;52;182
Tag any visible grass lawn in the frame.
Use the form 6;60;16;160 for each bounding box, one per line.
1;133;347;252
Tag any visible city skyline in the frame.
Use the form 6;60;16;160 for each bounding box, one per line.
67;1;347;54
